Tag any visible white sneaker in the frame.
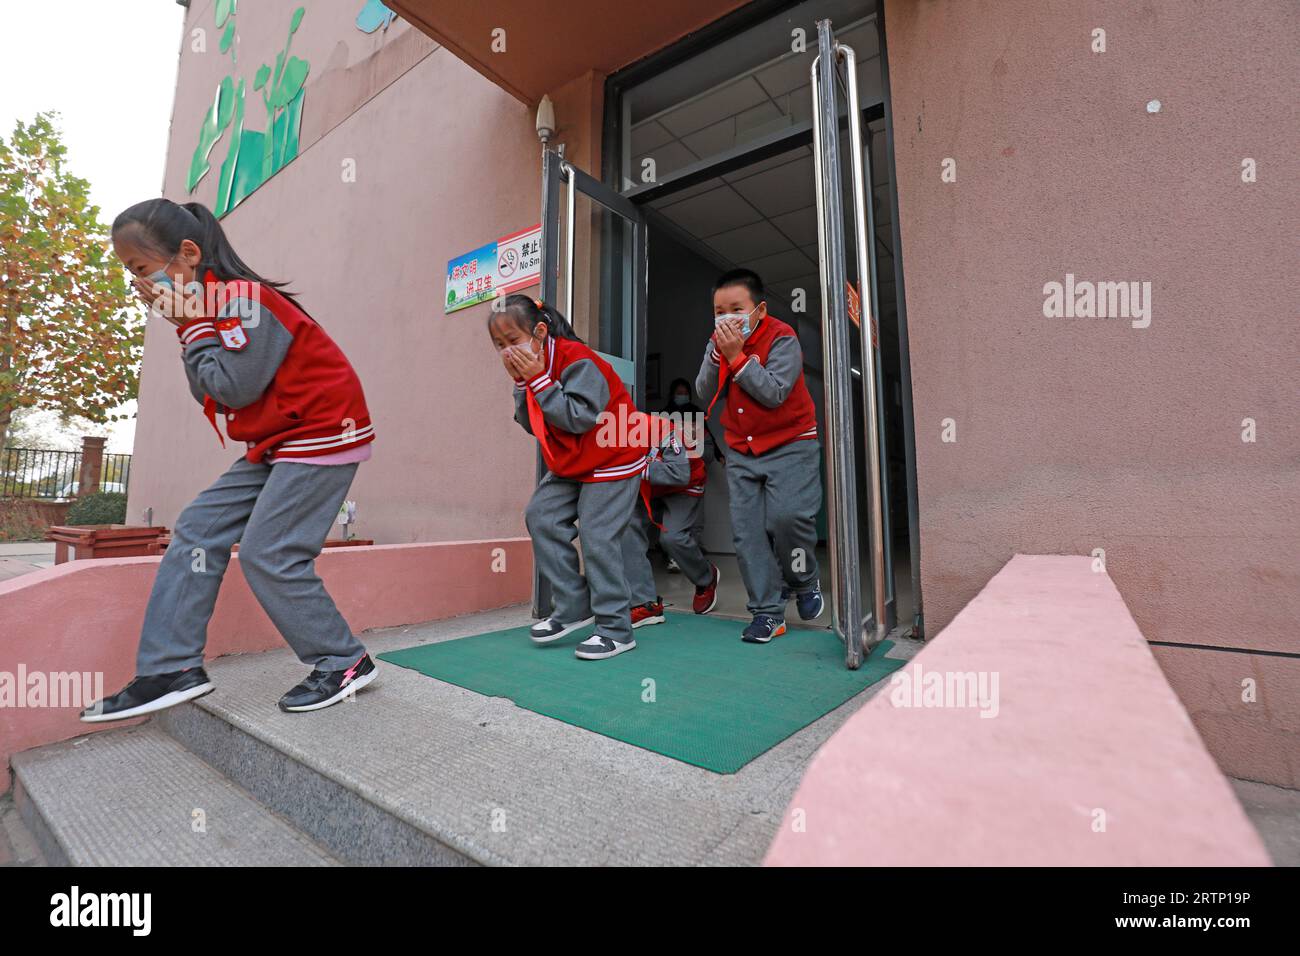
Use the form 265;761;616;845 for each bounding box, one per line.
574;633;636;660
529;616;595;644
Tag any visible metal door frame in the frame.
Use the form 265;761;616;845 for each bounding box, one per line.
811;18;888;666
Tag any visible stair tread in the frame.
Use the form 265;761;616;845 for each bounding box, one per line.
12;725;339;867
164;604;917;866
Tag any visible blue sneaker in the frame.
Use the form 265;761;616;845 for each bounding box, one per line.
795;582;825;621
742;614;787;644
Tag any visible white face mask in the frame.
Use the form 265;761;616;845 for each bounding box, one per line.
714;304;758;337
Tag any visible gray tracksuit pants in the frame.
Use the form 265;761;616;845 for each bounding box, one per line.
526;472;641;644
726;439;822;617
622;494;712;605
136;456;367;676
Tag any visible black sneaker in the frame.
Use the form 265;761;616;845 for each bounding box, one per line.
80;668;214;723
795;581;825;620
741;615;787;644
278;654;378;713
529;616;595;644
574;633;636;660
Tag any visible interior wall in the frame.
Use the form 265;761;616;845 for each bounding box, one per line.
883;0;1299;786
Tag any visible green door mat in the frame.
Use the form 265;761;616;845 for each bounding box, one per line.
378;611;905;774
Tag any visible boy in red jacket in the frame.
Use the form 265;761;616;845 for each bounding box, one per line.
696;269;824;643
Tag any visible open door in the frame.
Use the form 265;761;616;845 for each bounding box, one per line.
811;18;891;668
531;147;648;617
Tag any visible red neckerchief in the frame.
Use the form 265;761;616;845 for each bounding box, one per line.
522;337;556;468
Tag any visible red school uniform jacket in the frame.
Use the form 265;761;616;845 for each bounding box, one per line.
513;336;646;482
645;414;706;499
703;313;818;455
174;272;375;463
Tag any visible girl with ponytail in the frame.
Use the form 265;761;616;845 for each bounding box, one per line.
83;198;380;722
488;293;647;660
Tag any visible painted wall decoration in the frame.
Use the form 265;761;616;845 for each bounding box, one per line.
186;3;311;218
356;1;397;34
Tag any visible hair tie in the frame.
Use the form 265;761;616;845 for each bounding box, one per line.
534;298;544;311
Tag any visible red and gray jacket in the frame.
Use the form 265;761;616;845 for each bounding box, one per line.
174;272;375;463
512;336;646;482
644;414;706;498
695;312;818;455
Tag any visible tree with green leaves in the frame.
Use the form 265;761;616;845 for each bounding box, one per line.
0;113;143;451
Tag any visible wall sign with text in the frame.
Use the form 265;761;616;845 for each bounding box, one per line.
444;224;541;314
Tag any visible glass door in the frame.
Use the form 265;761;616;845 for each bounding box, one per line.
532;147;648;617
811;18;891;668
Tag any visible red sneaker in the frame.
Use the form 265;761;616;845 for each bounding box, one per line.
631;599;665;629
693;564;720;615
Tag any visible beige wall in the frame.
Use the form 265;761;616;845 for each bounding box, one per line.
884;0;1299;785
130;1;542;543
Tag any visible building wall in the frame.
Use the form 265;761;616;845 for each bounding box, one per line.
129;1;542;544
883;0;1299;786
131;0;1299;786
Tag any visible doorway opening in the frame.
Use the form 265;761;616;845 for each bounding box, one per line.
539;0;921;660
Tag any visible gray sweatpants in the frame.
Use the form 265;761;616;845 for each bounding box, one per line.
622;494;712;605
726;439;822;617
526;471;641;644
136;456;366;676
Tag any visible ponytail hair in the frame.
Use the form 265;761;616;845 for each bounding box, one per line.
111;198;300;303
491;293;583;343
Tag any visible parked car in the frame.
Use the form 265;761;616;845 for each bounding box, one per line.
54;481;126;502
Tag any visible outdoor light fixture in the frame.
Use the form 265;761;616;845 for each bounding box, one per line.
536;94;556;146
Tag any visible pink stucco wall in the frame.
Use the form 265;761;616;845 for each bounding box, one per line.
883;0;1299;786
129;1;542;545
125;1;1299;789
765;555;1271;866
0;539;533;794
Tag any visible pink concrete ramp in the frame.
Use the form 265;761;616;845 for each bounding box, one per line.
765;555;1270;866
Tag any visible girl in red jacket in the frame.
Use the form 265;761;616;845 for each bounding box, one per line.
490;294;645;660
83;199;378;722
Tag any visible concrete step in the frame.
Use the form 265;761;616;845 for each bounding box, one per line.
152;604;920;866
11;724;340;866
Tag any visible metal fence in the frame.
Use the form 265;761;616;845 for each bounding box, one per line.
0;447;132;500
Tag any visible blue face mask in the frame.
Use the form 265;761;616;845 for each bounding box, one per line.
147;255;180;289
673;394;690;407
714;304;758;337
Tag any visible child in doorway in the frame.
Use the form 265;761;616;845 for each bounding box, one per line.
83;198;378;722
491;294;645;660
696;268;824;643
621;410;721;628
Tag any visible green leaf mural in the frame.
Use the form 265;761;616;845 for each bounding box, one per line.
219;20;236;56
188;6;310;217
187;75;235;191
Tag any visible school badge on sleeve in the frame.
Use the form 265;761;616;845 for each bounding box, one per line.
215;317;248;351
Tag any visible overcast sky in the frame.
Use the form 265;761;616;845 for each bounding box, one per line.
0;0;185;452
